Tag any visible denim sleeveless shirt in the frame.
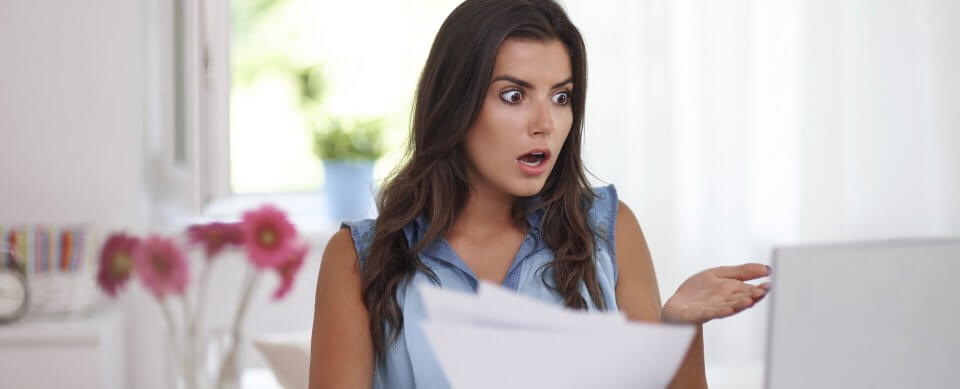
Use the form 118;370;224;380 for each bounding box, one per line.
341;185;621;389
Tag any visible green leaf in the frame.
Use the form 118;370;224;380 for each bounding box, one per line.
312;117;387;161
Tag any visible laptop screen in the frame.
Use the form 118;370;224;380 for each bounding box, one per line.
765;238;960;389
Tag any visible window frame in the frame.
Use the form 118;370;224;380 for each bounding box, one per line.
144;0;231;220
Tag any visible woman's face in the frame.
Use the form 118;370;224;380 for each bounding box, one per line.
463;38;574;199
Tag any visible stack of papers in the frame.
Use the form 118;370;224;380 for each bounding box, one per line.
417;281;696;389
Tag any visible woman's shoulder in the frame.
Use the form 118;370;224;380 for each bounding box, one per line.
340;218;376;238
587;184;621;284
338;218;377;268
588;184;619;240
590;184;618;208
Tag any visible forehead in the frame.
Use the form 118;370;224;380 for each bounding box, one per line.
492;38;571;83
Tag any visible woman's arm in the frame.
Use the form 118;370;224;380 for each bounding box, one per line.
613;201;707;389
614;200;771;389
308;228;374;389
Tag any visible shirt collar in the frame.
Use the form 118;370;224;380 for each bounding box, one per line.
523;195;545;237
402;196;546;253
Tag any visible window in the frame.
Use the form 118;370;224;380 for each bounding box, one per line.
227;0;462;194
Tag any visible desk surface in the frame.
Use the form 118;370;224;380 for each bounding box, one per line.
243;367;283;389
0;308;120;345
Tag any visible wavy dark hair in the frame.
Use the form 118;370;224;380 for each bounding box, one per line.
362;0;605;359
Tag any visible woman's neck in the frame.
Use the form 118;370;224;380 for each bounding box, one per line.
449;180;523;241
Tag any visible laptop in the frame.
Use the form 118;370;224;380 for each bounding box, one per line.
764;238;960;389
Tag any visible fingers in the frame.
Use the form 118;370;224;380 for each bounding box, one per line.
729;282;756;294
727;286;766;311
704;306;736;321
667;266;772;324
727;279;769;294
736;281;769;298
731;295;754;310
715;263;771;281
753;292;768;305
681;288;768;324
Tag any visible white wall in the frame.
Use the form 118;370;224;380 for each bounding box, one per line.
0;0;151;227
573;1;960;385
0;1;164;389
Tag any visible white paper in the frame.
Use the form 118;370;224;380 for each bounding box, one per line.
418;281;625;330
417;281;696;389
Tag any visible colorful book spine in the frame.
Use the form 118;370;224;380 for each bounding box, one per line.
0;226;92;275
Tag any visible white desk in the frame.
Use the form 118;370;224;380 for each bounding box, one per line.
706;361;764;389
0;310;124;389
243;367;283;389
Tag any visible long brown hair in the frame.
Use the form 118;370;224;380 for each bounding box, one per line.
362;0;605;359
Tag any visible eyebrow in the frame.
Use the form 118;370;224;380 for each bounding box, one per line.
491;75;573;89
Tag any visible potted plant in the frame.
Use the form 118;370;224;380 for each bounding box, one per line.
311;117;386;221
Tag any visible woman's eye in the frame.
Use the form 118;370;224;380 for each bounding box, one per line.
499;90;523;104
552;91;570;105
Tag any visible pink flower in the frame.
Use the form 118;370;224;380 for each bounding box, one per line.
187;222;244;259
241;205;298;269
134;236;190;299
272;244;308;300
97;233;140;297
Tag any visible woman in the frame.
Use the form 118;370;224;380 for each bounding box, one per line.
309;0;770;387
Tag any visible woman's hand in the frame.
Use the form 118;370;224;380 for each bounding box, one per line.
661;263;771;324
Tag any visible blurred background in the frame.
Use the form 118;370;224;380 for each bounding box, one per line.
1;0;958;388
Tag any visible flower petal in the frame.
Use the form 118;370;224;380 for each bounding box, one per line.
242;205;298;269
97;233;140;297
272;244;308;300
134;235;190;299
187;222;245;259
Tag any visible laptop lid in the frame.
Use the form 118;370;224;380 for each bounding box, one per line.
765;238;960;389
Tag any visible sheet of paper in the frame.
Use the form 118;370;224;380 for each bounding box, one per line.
418;281;625;330
417;282;695;389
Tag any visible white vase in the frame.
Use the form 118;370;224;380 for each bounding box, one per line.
168;327;243;389
206;327;243;389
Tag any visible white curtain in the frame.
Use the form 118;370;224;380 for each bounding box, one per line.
570;0;960;384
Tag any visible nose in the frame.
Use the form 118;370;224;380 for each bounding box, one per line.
529;97;554;137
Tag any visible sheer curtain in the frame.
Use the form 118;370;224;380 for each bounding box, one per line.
569;0;960;383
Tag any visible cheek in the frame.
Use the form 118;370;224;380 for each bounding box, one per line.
463;126;487;167
467;101;522;156
464;113;503;170
483;100;526;133
557;109;574;144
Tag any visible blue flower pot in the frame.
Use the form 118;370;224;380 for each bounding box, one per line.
323;160;376;222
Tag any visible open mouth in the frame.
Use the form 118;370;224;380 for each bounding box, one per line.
517;149;550;167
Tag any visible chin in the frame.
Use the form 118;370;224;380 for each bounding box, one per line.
506;178;547;198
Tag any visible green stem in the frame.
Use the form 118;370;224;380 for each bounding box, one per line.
181;291;198;389
215;266;259;389
192;258;213;330
160;298;186;386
